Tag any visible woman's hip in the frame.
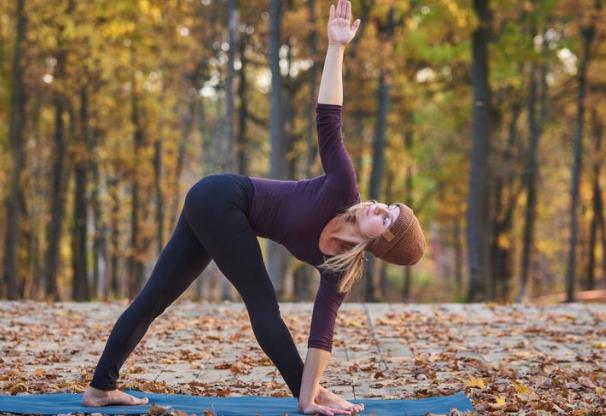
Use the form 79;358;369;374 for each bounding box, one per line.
184;173;253;220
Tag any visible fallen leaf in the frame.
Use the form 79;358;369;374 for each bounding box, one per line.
494;396;506;408
465;376;486;389
512;382;530;394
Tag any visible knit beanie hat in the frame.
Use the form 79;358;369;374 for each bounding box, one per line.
366;203;426;265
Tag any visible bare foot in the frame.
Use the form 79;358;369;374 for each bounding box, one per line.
82;386;149;407
317;386;364;413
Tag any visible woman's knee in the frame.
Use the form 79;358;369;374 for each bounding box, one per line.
247;302;282;334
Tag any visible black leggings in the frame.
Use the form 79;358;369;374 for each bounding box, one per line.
90;174;304;397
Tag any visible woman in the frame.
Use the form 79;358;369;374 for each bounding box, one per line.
82;1;426;415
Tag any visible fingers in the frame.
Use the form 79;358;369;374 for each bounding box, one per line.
337;0;347;19
313;403;351;416
333;1;354;22
352;18;361;33
321;404;349;416
316;404;334;416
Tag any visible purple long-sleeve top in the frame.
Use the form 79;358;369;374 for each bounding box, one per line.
247;104;360;352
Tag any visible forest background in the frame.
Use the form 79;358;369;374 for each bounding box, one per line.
0;0;604;304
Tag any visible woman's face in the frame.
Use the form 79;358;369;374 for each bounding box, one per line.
355;201;400;240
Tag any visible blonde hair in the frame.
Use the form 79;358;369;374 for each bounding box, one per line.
318;200;379;293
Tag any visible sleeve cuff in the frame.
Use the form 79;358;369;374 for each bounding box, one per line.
307;340;333;353
316;103;343;113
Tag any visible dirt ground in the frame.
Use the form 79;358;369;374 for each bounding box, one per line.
1;301;605;414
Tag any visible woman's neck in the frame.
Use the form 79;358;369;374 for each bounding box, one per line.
329;215;365;247
320;214;366;256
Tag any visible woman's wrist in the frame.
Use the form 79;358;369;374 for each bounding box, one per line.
297;397;312;410
298;389;315;406
327;42;346;49
316;385;328;400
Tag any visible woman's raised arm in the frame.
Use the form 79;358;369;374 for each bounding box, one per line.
317;0;360;106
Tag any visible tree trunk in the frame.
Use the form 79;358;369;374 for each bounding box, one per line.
591;106;606;287
587;178;598;290
491;95;523;302
453;218;464;299
280;33;303;299
72;85;91;301
128;53;147;299
284;41;297;180
195;96;208;300
169;96;196;231
518;19;549;302
366;7;395;302
402;111;414;302
379;170;394;297
29;97;44;299
267;0;288;294
466;0;493;302
305;0;318;178
224;0;238;172
45;49;69;301
269;0;285;180
237;31;249;175
153;138;164;256
366;70;390;302
597;185;606;286
88;105;109;300
20;183;32;298
108;175;121;298
302;0;318;296
586;105;603;289
0;6;5;78
91;157;108;299
294;264;318;301
566;1;600;302
3;0;27;299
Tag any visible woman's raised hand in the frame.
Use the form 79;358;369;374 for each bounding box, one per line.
327;0;361;46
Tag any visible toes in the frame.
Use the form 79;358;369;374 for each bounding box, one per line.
131;396;148;405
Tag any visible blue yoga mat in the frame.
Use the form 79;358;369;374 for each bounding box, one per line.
0;390;474;415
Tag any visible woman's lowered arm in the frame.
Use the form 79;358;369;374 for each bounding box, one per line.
299;273;345;408
317;0;360;106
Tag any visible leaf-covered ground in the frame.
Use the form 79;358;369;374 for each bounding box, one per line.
0;301;605;415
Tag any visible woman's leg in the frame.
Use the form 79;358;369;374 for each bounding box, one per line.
183;176;305;397
90;211;211;390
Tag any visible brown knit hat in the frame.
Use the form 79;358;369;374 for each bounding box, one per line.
366;203;426;265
